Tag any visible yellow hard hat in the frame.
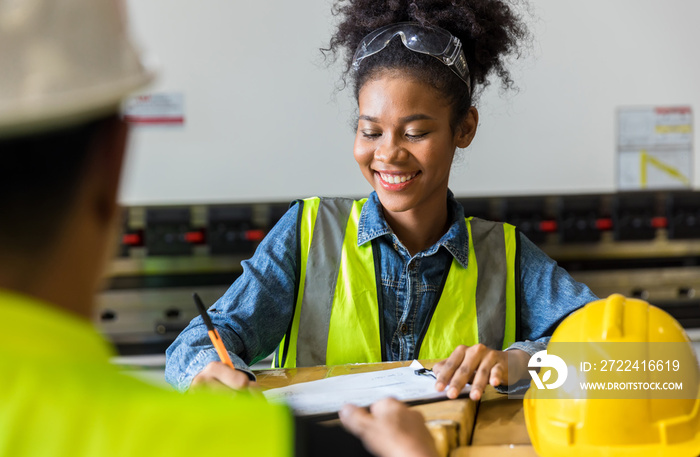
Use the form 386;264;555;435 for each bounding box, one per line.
524;294;700;457
0;0;154;138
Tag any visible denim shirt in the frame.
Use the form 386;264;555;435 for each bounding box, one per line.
165;191;598;392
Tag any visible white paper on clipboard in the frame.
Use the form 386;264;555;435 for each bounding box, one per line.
262;360;470;418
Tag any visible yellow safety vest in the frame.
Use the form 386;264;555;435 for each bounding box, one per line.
274;197;520;368
0;289;293;457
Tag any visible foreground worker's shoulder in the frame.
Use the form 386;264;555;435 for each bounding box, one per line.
123;377;295;456
3;349;294;457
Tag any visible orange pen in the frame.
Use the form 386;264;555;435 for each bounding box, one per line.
193;292;235;370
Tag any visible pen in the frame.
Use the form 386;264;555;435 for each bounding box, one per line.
193;292;235;370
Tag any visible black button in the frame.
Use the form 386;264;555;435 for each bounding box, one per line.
164;308;180;319
400;324;408;333
100;310;117;321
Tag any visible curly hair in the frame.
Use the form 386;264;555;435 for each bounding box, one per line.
324;0;530;127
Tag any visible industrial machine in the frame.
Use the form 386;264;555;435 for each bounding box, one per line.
97;191;700;356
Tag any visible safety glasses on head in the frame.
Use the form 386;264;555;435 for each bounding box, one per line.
352;22;471;94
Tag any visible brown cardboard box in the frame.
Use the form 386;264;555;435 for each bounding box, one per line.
470;387;530;446
451;445;538;457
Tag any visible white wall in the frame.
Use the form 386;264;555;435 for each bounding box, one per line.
120;0;700;205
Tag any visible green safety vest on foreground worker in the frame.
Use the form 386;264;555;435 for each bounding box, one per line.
274;197;520;368
0;289;293;457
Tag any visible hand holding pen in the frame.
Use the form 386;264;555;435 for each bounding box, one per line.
189;293;256;391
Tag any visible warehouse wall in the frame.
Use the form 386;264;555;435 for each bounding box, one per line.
120;0;700;205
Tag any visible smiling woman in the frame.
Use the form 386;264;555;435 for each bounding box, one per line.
165;0;598;409
353;75;476;254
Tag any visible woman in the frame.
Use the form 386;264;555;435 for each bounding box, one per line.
165;0;597;401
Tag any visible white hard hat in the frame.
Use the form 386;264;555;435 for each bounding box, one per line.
0;0;155;138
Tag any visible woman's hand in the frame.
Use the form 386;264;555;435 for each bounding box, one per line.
339;398;439;457
189;361;256;391
432;345;530;401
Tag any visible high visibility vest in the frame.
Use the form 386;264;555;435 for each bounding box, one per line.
274;197;520;368
0;289;294;457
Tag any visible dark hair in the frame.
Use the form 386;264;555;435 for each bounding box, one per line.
0;117;110;256
324;0;530;128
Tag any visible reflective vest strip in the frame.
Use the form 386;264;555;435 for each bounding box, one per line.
277;197;321;368
503;224;518;348
472;218;508;350
325;200;381;365
296;198;355;367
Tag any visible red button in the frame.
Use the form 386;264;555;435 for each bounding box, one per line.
185;231;205;244
651;217;668;229
539;220;558;232
596;218;613;230
245;230;265;241
122;233;142;246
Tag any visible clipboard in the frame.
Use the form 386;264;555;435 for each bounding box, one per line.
262;360;471;421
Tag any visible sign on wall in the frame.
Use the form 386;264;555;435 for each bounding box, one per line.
617;106;693;191
122;92;185;126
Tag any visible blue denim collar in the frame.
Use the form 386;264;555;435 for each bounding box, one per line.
357;190;470;268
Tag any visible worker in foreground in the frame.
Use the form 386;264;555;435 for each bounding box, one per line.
0;1;438;456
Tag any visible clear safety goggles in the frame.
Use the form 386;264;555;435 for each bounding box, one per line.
352;22;471;93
